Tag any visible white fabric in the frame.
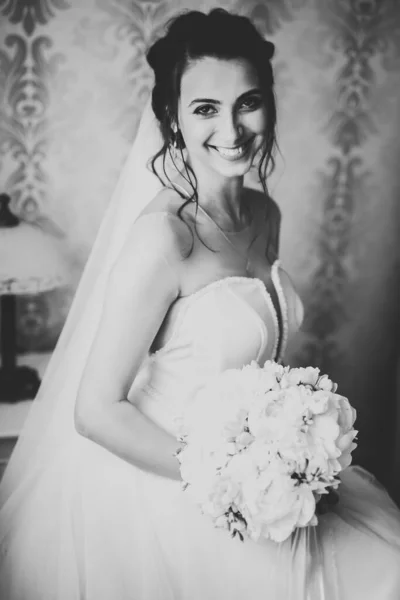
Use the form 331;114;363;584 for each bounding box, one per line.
0;99;163;502
1;100;400;600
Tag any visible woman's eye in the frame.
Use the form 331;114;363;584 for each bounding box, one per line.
240;96;262;110
194;104;216;116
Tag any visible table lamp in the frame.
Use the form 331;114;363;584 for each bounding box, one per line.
0;193;70;402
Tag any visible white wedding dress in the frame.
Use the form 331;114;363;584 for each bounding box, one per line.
1;203;400;600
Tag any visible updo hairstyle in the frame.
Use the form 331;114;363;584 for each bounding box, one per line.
146;8;277;208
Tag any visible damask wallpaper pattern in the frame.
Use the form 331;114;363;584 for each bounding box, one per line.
0;0;399;494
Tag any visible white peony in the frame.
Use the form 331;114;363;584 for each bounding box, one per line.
336;394;357;431
224;451;259;484
240;362;280;397
245;439;276;471
247;391;287;441
177;360;357;545
241;470;317;542
317;374;338;393
262;360;286;381
336;431;358;469
234;431;255;450
280;366;320;389
202;477;240;518
305;389;331;415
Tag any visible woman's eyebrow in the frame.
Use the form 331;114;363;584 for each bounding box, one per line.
188;88;261;108
239;88;262;98
188;97;221;107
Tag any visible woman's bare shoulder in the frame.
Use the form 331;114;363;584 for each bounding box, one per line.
134;187;194;258
140;186;186;215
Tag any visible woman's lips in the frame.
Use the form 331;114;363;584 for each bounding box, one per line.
207;138;253;161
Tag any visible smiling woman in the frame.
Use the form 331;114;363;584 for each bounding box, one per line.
147;9;276;232
1;8;400;600
179;58;266;180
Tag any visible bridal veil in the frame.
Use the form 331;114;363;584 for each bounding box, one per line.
0;99;165;520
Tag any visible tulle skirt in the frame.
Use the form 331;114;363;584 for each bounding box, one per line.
1;428;400;600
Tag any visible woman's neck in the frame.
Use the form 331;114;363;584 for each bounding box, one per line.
173;171;251;231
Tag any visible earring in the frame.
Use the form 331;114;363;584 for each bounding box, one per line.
171;123;179;149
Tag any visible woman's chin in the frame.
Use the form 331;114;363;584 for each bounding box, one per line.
211;157;255;179
207;144;259;179
187;148;257;181
205;152;253;178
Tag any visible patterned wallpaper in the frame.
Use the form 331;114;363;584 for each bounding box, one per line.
1;0;399;493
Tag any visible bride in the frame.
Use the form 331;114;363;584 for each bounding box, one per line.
1;9;399;600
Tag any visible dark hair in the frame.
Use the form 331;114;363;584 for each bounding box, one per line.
146;8;277;226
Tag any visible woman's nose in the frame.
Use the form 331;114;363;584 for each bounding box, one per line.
219;111;243;146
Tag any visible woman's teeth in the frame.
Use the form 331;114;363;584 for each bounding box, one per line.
211;143;249;158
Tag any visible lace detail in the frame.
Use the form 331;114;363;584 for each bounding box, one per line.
271;260;289;363
256;277;280;361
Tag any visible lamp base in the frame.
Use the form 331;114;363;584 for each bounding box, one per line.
0;366;41;402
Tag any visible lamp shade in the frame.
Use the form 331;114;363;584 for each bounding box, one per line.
0;212;70;295
0;193;71;401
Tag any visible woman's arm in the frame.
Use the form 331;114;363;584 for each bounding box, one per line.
74;212;188;480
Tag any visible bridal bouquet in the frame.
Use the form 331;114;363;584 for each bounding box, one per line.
175;361;358;543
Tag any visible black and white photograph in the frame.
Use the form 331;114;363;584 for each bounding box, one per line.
0;1;400;598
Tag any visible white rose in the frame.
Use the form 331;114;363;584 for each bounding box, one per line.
201;477;240;518
179;441;230;484
333;395;357;470
241;473;316;543
294;484;318;527
219;408;249;441
300;367;321;386
224;451;259;483
240;468;276;515
248;398;292;442
281;387;309;423
246;439;276;471
241;363;280;395
308;412;341;459
317;374;337;392
336;395;357;432
214;514;229;529
265;484;317;539
279;370;302;388
230;518;247;536
336;430;358;469
247;391;279;437
305;389;331;415
262;360;286;380
235;431;255;450
281;367;320;389
304;453;333;480
211;442;236;469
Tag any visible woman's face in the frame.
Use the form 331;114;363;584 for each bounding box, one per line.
177;57;267;183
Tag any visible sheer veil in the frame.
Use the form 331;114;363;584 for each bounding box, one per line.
0;98;166;521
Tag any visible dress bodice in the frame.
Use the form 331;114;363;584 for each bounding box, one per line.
130;260;303;435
